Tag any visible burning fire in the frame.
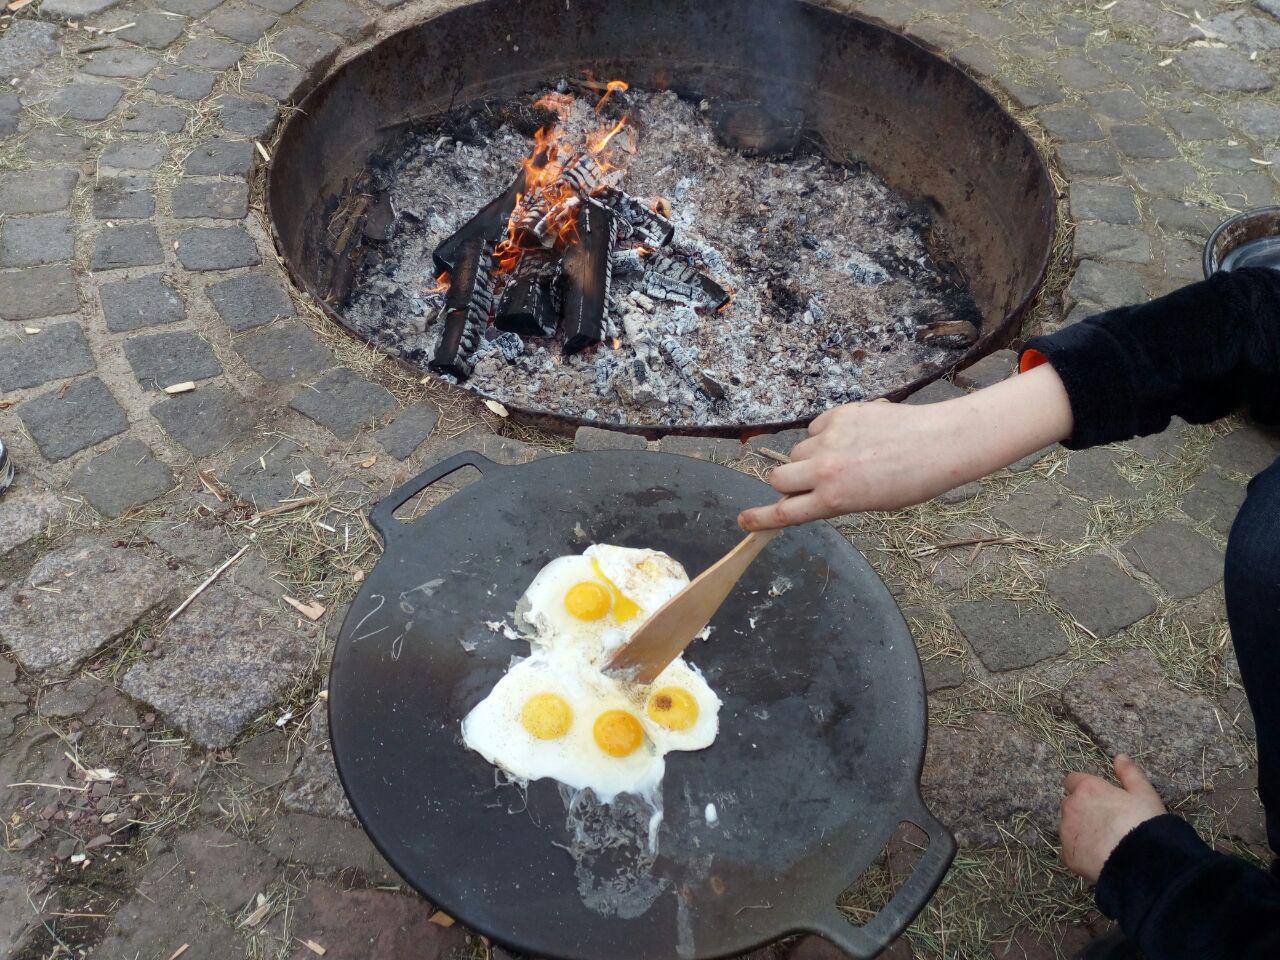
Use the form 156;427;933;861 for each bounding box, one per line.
493;80;638;275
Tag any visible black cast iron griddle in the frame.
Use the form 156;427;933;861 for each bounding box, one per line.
329;450;955;960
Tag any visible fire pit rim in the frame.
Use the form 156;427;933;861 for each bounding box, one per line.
264;0;1057;441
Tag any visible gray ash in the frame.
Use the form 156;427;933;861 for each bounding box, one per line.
342;83;981;428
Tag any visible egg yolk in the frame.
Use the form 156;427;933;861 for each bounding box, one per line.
564;581;611;621
593;710;644;757
520;693;573;740
590;559;641;622
646;686;700;731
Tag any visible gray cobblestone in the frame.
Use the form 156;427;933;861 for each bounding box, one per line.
1127;159;1199;196
1053;56;1111;90
69;438;175;518
116;12;189;49
152;385;254;457
18;377;128;462
1069;182;1139;225
1176;47;1273;92
1046;553;1156;639
0;89;16;135
0;20;59;80
1084;89;1149;122
216;95;277;138
249;0;303;11
157;0;222;13
221;437;327;507
235;323;333;381
1208;427;1280;477
51;82;123;121
243;61;304;100
990;486;1090;543
0;322;95;391
0;264;80;320
0;481;65;558
124;331;223;389
1065;260;1148;310
182;136;254;177
170;179;249;219
297;0;371;39
205;3;279;43
1073;223;1152;263
205;271;293;330
1122;521;1223;599
1060;447;1139;501
573;425;647;452
950;599;1068;671
1149;198;1219;237
0;539;176;673
1162;105;1231;141
101;143;165;171
375;403;442;459
81;47;158;79
176;37;244;71
954;349;1015;389
1036;106;1102;142
1181;466;1247;537
657;434;744;461
100;274;185;331
22;129;91;161
1201;143;1259;173
272;25;341;69
91;224;164;270
0;215;73;267
290;367;396;437
1056;143;1123;178
0;168;77;215
92;174;156;219
121;102;188;133
175;226;261;270
1225;101;1280;141
1110;123;1177;159
145;65;217;101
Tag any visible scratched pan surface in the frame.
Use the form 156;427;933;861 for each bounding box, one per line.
329;450;954;960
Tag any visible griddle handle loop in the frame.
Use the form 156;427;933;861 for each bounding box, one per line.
809;796;956;959
369;451;500;547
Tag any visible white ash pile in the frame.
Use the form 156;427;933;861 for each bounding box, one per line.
342;82;982;427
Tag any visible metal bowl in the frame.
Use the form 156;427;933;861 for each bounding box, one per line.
1203;205;1280;279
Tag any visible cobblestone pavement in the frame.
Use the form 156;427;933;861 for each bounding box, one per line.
1;0;1278;956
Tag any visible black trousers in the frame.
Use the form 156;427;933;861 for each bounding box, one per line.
1226;455;1280;854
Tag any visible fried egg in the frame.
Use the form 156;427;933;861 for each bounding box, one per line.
463;544;721;804
517;545;689;662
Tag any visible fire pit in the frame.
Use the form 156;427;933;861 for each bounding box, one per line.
268;0;1055;438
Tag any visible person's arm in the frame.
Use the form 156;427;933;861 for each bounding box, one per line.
740;362;1073;529
1062;755;1280;960
741;266;1280;531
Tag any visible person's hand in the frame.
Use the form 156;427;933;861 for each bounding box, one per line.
737;363;1076;531
1060;754;1167;884
738;399;977;530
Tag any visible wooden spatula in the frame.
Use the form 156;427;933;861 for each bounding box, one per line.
605;529;781;682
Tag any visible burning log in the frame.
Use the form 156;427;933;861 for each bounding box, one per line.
432;170;525;273
495;249;560;337
559;200;616;355
600;189;674;248
429;236;494;380
640;255;729;311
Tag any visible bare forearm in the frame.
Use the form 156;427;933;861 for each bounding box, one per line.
739;362;1074;529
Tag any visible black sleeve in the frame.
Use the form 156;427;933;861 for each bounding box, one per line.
1096;813;1280;959
1020;267;1280;449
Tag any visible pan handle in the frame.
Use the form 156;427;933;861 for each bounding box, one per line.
369;451;500;546
806;795;956;958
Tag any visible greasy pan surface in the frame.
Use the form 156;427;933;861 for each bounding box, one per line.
329;451;953;959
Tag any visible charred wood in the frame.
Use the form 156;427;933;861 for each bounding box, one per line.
918;319;978;348
429;236;494;380
640;256;729;311
496;249;560;337
659;335;727;401
431;170;525;273
560;200;616;355
600;189;674;247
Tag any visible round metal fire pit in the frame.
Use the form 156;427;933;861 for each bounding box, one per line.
267;0;1056;438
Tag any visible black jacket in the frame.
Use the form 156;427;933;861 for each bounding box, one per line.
1021;266;1280;959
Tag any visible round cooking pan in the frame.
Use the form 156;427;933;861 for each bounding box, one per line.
329;450;954;959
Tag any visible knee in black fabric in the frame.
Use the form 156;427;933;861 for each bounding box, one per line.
1225;455;1280;606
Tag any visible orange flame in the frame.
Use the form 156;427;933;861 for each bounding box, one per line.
589;117;627;155
594;79;629;113
425;272;450;294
